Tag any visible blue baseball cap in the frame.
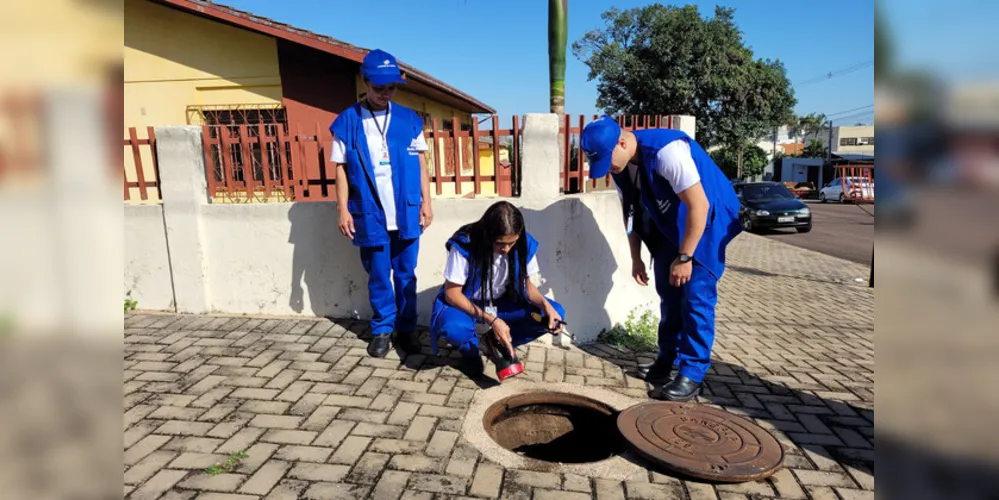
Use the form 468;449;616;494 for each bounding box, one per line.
579;115;622;179
361;49;407;86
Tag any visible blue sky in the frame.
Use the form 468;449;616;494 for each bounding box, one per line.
220;0;876;127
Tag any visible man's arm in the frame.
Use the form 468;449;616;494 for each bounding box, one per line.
335;163;349;204
415;129;433;228
675;182;709;256
334;163;355;239
419;154;432;209
655;140;709;256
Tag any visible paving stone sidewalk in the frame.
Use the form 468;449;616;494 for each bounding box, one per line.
124;234;874;500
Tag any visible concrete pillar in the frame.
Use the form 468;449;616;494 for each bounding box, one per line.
520;114;561;202
43;87;120;335
670;115;697;140
155;126;210;313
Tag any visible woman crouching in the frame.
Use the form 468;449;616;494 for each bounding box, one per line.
430;201;566;379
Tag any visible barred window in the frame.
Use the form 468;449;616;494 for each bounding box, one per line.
188;104;289;187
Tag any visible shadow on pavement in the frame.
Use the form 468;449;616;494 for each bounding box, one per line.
727;264;866;287
335;300;501;390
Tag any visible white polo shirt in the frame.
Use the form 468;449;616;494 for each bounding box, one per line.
443;249;540;301
617;138;701;196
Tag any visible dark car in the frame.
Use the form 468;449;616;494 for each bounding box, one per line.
733;182;812;233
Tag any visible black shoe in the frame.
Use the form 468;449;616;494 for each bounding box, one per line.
367;335;391;358
640;358;675;384
653;375;702;402
395;331;423;355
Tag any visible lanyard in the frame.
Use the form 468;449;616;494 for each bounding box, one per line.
364;101;389;144
626;164;640;235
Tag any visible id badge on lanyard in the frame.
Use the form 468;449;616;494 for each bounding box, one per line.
484;303;497;320
379;140;390;166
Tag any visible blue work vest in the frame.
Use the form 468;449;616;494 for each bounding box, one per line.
622;129;742;278
437;229;540;304
329;102;426;247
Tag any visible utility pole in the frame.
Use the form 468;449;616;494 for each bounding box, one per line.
827;120;833;162
773;127;778;174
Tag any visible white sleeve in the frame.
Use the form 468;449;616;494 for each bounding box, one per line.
412;132;429;152
526;255;540;276
331;136;347;163
443;247;469;285
654;139;700;193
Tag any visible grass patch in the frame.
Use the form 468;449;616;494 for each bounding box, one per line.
597;306;659;353
204;451;248;476
124;291;138;314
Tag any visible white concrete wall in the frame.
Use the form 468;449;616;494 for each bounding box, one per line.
122;114;695;342
124;205;175;311
187;194;660;342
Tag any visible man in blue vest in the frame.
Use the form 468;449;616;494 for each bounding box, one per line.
330;49;433;358
580;116;742;401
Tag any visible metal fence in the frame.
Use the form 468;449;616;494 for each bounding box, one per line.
560;114;673;194
123;113;679;203
833;164;875;203
123;127;161;203
199;118;519;203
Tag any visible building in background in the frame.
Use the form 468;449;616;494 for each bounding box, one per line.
747;123;875;184
831;125;875;159
124;0;494;202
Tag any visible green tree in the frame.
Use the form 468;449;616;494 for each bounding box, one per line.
711;143;768;180
803;138;827;158
572;4;796;159
715;59;796;177
788;112;827;156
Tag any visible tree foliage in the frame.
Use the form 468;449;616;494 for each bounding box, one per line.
711;143;768;180
803;138;828;158
572;5;796;150
794;113;827;141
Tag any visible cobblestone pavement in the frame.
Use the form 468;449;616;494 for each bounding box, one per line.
124;234;874;500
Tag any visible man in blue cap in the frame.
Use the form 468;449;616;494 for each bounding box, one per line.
579;116;742;401
330;49;433;358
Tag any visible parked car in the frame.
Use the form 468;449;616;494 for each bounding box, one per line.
819;176;875;203
734;182;812;233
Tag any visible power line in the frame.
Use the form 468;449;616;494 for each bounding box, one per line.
797;60;874;87
830;110;875;124
826;104;874;118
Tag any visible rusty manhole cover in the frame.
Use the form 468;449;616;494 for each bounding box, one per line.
617;401;784;482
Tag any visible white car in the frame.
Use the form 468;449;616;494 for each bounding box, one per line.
819;177;874;203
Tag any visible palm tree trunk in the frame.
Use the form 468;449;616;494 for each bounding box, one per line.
549;0;567;184
548;0;567;117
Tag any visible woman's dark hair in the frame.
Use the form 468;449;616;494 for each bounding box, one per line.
458;201;528;303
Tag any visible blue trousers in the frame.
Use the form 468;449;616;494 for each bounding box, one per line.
652;248;719;383
430;295;566;357
359;232;419;336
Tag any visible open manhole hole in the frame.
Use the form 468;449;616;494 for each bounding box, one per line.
483;392;624;464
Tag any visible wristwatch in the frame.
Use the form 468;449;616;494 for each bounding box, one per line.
678;253;693;264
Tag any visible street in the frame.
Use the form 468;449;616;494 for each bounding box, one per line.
760;200;875;264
